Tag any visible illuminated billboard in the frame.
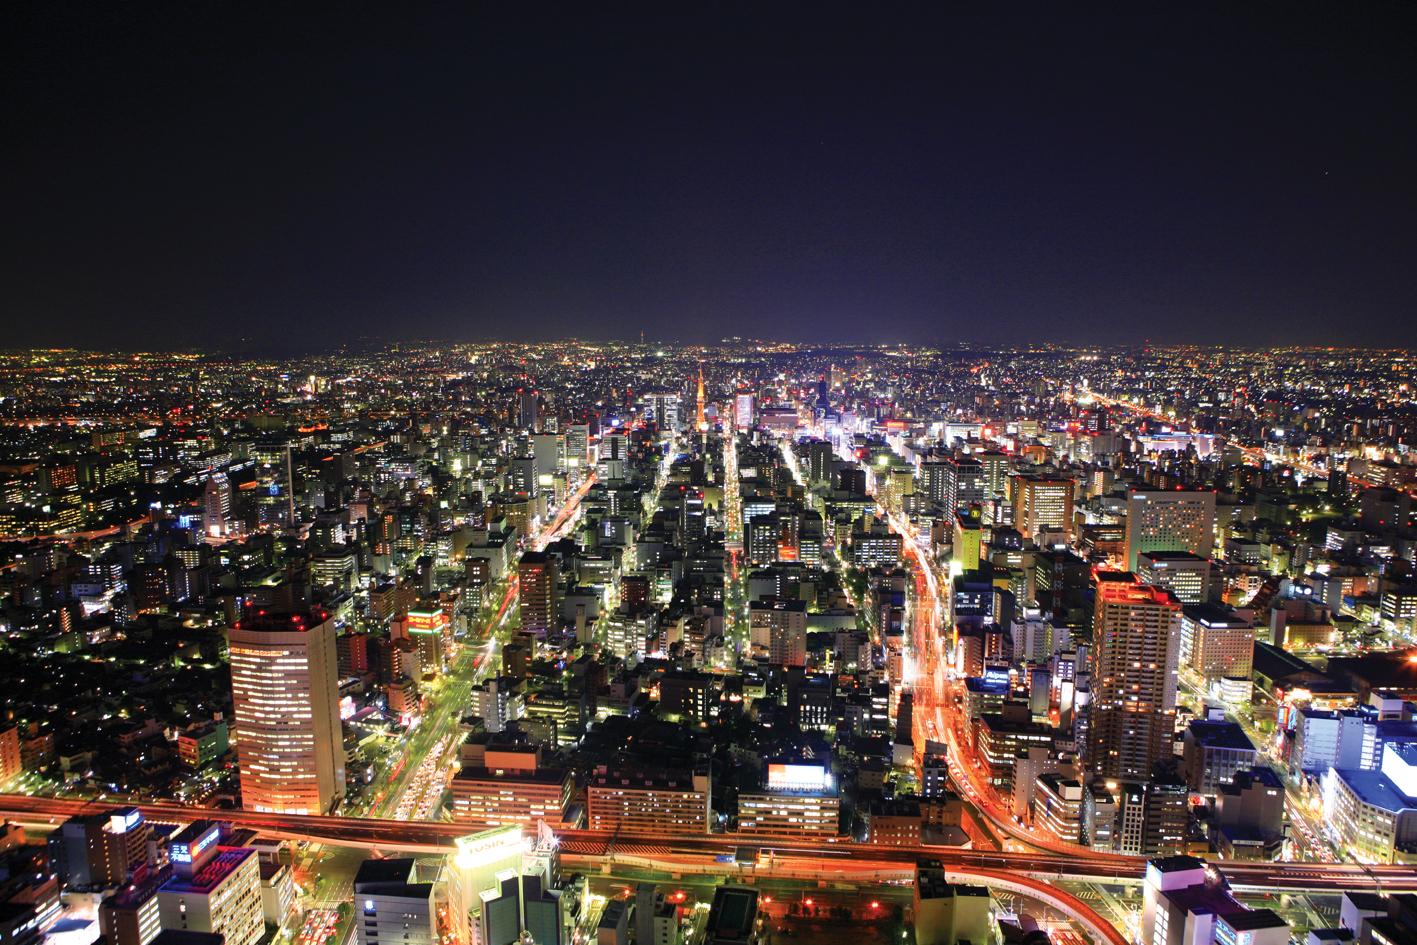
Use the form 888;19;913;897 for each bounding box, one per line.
406;609;448;635
766;762;831;791
171;823;220;864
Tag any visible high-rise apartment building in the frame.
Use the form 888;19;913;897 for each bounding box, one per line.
472;676;525;734
517;552;558;636
203;471;231;538
228;611;345;814
748;598;807;665
1087;575;1182;781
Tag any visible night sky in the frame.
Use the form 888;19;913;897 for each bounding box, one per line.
5;4;1417;350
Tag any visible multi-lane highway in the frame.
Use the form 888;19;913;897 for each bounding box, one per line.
881;498;1116;860
1;793;1410;893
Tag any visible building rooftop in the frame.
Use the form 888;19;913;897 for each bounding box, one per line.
1165;882;1243;918
1149;854;1207;874
455;763;568;783
1333;768;1417;813
232;610;331;633
161;847;254;895
867;796;922;817
1139;551;1209;564
598;899;627;929
152;932;225;945
103;866;168;909
706;885;759;942
354;858;415;887
1220;766;1284;794
1181;602;1248;626
1218;908;1288;931
1095;575;1178;605
589;767;705;792
1187;720;1256;752
748;598;807;613
964;676;1010;695
1253;642;1346;691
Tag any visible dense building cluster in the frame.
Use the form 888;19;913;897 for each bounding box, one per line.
4;341;1417;945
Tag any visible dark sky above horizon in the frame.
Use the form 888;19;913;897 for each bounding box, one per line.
5;4;1417;351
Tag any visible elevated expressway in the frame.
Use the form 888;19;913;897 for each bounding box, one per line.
0;794;1410;895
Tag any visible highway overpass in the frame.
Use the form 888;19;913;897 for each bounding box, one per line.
1;793;1410;894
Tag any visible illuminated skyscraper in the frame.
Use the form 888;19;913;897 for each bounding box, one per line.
1124;488;1216;571
517;552;558;636
644;392;683;433
228;611;345;814
734;390;755;430
517;389;539;432
203;471;231;537
1011;475;1074;541
1087;575;1182;782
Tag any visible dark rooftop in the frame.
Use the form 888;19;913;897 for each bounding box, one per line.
1187;720;1256;752
354;858;415;888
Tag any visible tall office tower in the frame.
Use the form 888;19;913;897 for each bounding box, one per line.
976;450;1011;498
1124;488;1216;571
1011;475;1075;541
919;459;950;506
644;392;684;433
282;443;296;526
1087;576;1182;781
517;552;558;636
946;456;987;511
531;433;563;488
563;424;590;472
203;471;231;537
228;611;345;814
517;389;539;432
734;390;755;430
